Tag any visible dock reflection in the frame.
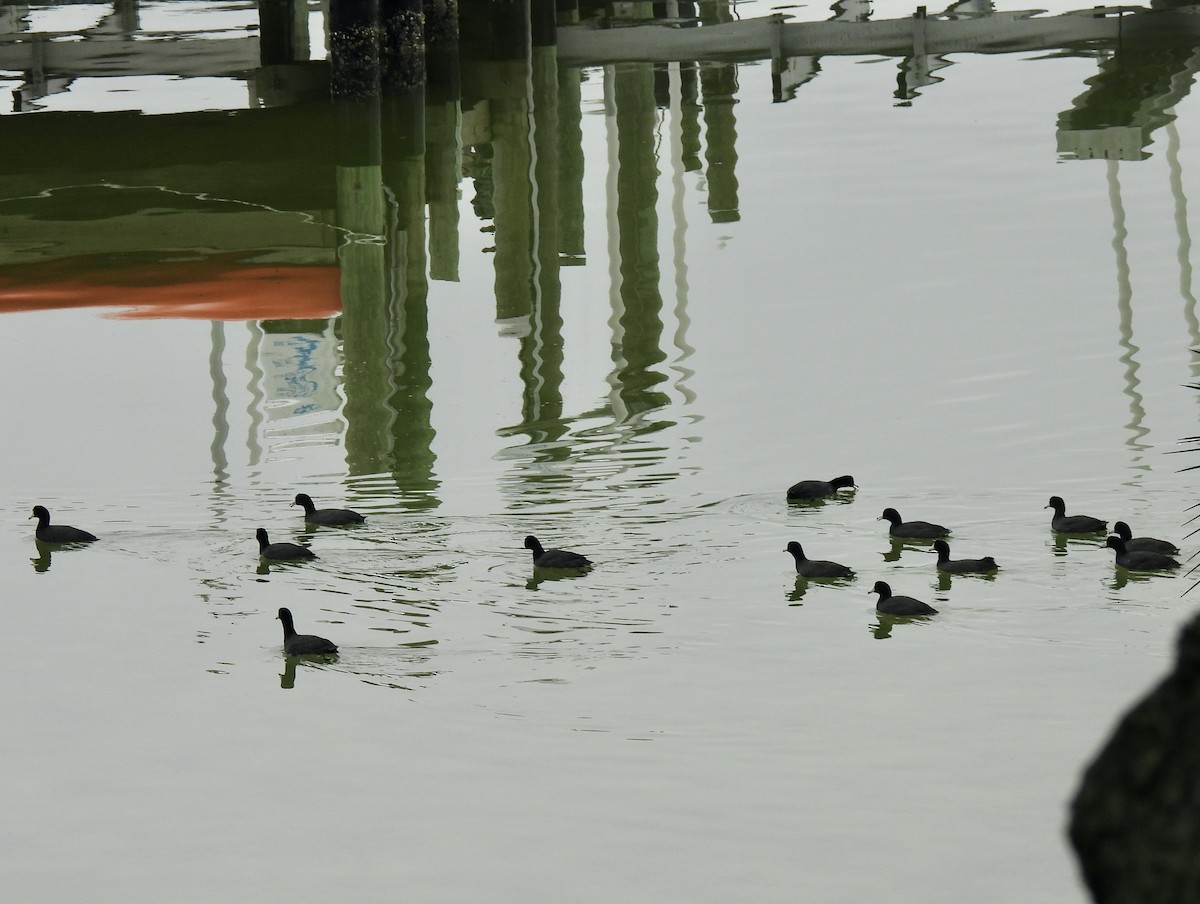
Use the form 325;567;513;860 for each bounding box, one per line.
2;0;1200;509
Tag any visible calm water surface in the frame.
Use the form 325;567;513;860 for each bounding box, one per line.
2;1;1199;900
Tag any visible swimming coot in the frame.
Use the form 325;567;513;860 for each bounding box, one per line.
1105;536;1180;572
785;540;854;578
293;493;365;526
878;507;950;539
932;539;998;574
1046;496;1107;534
524;535;592;569
870;580;938;616
786;475;856;500
1112;521;1178;555
256;528;316;561
277;607;338;655
30;505;97;543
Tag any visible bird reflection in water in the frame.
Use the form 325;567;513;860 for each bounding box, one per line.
787;577;811;605
1051;532;1108;558
527;568;590;591
882;536;925;563
278;652;339;689
870;613;940;640
31;544;53;573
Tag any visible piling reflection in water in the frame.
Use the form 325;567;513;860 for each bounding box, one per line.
336;84;439;507
1053;24;1200;463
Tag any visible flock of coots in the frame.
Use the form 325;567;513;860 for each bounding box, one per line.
28;493;594;658
27;478;1182;654
784;477;1183;617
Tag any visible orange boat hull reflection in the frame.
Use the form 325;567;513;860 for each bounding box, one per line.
0;253;341;320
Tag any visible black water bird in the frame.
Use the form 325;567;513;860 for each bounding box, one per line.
277;607;338;655
256;528;316;561
878;507;950;539
292;493;365;526
524;535;592;569
1113;521;1178;555
30;505;97;543
786;475;856;500
1105;536;1180;572
932;539;998;574
1046;496;1107;533
870;580;938;616
785;541;854;578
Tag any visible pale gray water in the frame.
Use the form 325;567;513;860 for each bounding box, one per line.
1;1;1198;901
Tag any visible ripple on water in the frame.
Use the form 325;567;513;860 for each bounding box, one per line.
710;490;860;520
275;642;442;692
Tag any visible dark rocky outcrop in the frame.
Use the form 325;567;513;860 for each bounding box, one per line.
1069;610;1200;903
